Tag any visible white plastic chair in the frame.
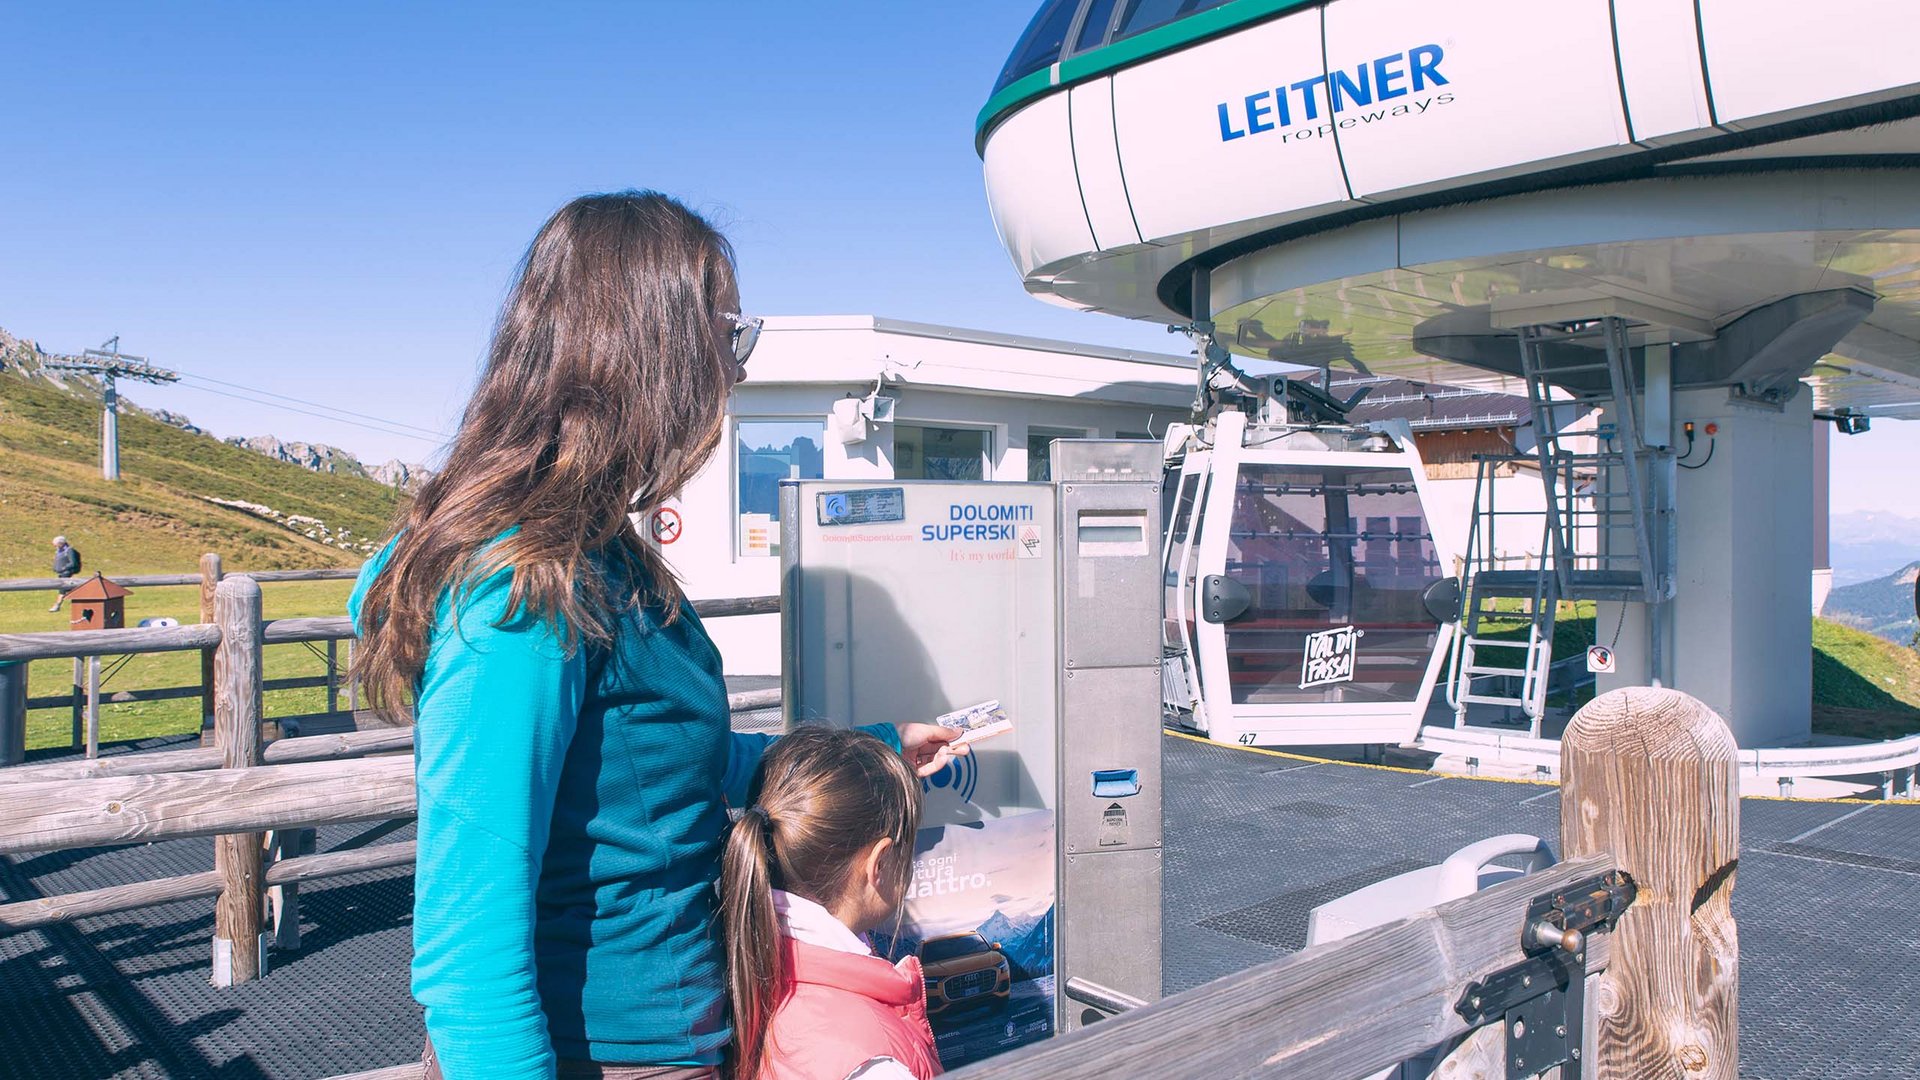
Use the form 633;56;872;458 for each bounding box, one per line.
1304;835;1558;1080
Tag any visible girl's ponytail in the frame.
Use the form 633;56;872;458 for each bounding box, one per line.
721;806;782;1080
720;727;923;1079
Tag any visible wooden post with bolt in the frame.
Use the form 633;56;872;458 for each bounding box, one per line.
1561;686;1740;1080
211;574;266;986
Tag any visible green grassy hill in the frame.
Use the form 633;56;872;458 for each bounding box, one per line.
1;358;409;752
1812;617;1920;739
1822;562;1920;645
0;366;404;577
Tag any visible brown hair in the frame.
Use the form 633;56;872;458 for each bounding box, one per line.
720;726;923;1080
353;191;740;716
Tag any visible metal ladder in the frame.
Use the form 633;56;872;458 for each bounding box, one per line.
1450;315;1676;732
1516;316;1674;608
1447;455;1557;731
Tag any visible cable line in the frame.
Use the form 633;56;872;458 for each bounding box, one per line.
169;382;445;444
170;369;449;437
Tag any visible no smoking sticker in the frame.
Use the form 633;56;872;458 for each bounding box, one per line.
651;507;683;545
1586;645;1615;674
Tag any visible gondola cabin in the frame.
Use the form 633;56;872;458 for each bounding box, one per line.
1162;388;1462;749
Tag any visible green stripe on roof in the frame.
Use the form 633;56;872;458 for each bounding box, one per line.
976;0;1324;154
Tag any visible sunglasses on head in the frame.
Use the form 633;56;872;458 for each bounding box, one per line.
720;311;762;368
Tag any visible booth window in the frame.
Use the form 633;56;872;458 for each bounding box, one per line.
736;419;825;557
895;424;992;481
1026;427;1085;481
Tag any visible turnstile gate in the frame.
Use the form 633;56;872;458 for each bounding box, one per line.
780;440;1163;1067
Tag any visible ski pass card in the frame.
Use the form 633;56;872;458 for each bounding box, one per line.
934;700;1013;745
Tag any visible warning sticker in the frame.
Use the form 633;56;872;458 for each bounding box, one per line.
1586;645;1616;674
650;507;683;545
1300;625;1361;689
1016;525;1044;559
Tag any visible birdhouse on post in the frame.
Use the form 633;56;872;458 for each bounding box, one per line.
67;573;130;631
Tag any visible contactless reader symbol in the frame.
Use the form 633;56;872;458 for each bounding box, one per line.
823;493;850;520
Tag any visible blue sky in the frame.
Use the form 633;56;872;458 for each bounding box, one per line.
2;2;1913;512
0;1;1170;464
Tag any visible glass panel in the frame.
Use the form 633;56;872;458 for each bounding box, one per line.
1221;464;1441;705
993;0;1084;93
736;420;825;557
1026;427;1083;482
1163;473;1200;646
895;425;991;481
1072;0;1121;53
1115;0;1235;41
1180;474;1209;697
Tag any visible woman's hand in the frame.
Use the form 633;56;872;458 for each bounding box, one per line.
897;723;971;778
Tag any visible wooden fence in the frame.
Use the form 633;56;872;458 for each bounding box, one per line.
1;574;1740;1079
322;686;1740;1080
0;575;781;987
0;554;365;763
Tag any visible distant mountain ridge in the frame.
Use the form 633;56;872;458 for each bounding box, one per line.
1823;561;1920;645
0;326;432;492
223;434;432;493
1830;510;1920;586
0;324;408;574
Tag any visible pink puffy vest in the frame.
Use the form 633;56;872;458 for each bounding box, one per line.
759;939;942;1080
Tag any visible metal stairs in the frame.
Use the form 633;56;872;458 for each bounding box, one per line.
1449;315;1676;734
1446;459;1557;731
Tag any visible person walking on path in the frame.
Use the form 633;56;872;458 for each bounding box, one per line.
349;191;966;1080
48;536;80;611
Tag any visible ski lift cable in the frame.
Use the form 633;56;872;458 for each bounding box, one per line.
171;370;449;438
171;382;446;445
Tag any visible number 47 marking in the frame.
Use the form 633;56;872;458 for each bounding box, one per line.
1237;732;1258;746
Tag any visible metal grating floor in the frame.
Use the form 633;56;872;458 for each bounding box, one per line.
4;733;1917;1078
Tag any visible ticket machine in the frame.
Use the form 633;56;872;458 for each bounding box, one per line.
780;440;1163;1067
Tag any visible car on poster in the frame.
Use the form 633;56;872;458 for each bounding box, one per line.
872;807;1055;1070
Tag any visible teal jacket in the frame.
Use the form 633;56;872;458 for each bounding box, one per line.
349;541;900;1080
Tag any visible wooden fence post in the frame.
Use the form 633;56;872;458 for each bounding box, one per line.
211;574;266;987
1561;687;1739;1080
0;662;26;766
70;657;83;749
325;639;340;714
84;655;100;759
199;552;222;731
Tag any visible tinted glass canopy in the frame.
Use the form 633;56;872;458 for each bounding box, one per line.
991;0;1240;94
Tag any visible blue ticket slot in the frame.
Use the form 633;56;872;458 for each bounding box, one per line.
1092;768;1140;799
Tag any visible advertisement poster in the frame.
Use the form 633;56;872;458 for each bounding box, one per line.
871;809;1056;1070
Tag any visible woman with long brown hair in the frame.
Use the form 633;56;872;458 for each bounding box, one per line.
349;191;963;1080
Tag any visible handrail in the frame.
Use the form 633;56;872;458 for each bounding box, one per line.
955;856;1617;1080
0;755;415;855
0;623;222;662
320;856;1619;1080
0;567;359;593
1418;723;1920;794
0;841;415;933
0;726;414;784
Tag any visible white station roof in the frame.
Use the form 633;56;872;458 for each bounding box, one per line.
740;315;1197;410
979;0;1920;417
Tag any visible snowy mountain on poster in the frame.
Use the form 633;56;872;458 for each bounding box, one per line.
978;908;1053;979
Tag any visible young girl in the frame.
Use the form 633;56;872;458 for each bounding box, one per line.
721;727;941;1080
